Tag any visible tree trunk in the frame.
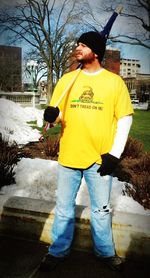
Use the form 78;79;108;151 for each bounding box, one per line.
46;70;53;104
147;93;150;111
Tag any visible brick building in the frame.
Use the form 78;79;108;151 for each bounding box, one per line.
103;48;120;75
0;45;22;92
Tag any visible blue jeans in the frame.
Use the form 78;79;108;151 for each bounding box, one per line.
48;163;115;258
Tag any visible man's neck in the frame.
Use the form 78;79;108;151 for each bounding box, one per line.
82;60;102;73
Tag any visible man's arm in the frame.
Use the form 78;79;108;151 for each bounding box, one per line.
109;115;133;158
98;114;133;176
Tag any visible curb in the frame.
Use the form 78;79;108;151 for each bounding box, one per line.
0;196;150;260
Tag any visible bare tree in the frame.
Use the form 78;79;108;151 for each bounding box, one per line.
0;0;90;101
99;0;150;49
24;49;47;90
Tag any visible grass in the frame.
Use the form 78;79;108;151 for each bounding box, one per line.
35;122;61;137
27;120;37;125
129;109;150;151
45;124;61;136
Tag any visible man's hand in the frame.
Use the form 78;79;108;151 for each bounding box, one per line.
44;106;60;123
115;5;123;14
97;153;119;176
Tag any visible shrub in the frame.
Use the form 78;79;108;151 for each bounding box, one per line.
44;135;60;158
115;137;150;210
0;135;29;189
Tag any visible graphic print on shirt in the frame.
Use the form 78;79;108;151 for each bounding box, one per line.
79;86;94;103
70;86;104;110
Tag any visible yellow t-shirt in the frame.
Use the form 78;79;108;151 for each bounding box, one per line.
50;69;134;168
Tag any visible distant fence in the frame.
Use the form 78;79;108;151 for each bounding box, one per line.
0;91;47;107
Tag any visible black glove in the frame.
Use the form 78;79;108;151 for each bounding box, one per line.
97;153;119;176
44;106;59;123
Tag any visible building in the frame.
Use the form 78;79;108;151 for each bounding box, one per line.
103;48;120;75
119;58;149;103
120;58;141;78
0;45;22;92
123;73;150;103
136;73;150;102
123;77;137;100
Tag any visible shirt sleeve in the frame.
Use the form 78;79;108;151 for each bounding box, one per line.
49;70;79;112
110;115;133;158
49;78;64;110
114;76;134;120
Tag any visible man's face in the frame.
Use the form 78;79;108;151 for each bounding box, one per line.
75;43;97;63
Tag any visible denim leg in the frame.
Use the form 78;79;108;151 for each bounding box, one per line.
48;164;82;257
83;164;115;257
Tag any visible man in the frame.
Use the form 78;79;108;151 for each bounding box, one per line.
41;31;133;272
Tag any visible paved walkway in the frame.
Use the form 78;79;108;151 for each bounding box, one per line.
0;235;149;278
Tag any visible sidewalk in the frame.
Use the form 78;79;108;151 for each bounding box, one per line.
0;235;149;278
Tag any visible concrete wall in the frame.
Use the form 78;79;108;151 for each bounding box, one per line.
0;196;150;261
0;92;47;107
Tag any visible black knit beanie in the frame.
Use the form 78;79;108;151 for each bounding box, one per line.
77;31;106;62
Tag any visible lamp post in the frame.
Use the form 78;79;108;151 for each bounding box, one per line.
27;60;38;108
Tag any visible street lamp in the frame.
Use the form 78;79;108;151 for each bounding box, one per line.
27;60;38;108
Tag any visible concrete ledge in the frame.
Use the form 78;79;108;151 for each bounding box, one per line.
0;196;150;260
